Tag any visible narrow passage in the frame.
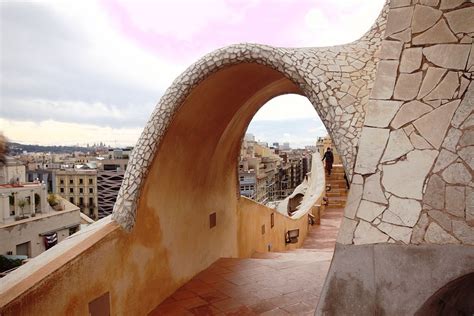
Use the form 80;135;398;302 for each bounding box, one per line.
151;166;347;315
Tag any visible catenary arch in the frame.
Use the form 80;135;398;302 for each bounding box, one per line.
111;1;387;231
112;30;385;231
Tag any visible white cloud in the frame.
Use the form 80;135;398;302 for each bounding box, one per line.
1;118;141;147
252;94;318;121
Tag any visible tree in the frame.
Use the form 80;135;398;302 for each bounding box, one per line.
17;199;27;217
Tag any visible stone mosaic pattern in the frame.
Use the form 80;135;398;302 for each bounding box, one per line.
338;0;474;246
112;4;390;230
113;0;473;248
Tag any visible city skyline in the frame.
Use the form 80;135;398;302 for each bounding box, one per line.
1;0;384;146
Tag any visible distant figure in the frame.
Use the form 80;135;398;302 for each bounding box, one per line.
322;147;334;176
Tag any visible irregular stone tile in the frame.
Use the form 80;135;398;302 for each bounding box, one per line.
390;28;412;43
417;67;447;99
377;222;413;244
336;218;358;244
468;43;474;71
391;101;432;129
458;77;470;98
411;213;429;244
452;221;474;245
364;100;403;128
425;222;459;244
412;5;442;33
423;174;446;209
452;82;474;128
344;184;363;219
353;220;389;245
423;44;471;70
352;174;363;185
439;0;467;10
413;19;457;45
410;133;433;149
445;7;474;34
357;200;386;222
340;94;357;107
370;61;399;99
428;210;452;232
446;186;465;217
385;7;414;37
363;171;388;204
382;150;438;199
390;0;412;7
433;149;458;173
413;100;460;149
424;71;459;101
466;187;474;221
459;130;474;147
381;129;414;162
461;114;474;129
420;0;439;5
399;48;422;73
441;162;472;185
354;127;390;174
458;146;474;170
376;40;403;60
442;128;462;152
382;196;422;227
394;72;423;101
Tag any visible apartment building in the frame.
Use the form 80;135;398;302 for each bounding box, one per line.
53;169;98;220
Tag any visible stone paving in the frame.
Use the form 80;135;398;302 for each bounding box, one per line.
150;171;346;315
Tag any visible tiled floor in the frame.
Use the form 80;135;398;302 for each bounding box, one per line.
150;173;346;315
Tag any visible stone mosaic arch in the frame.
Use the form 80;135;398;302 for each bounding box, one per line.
112;4;389;231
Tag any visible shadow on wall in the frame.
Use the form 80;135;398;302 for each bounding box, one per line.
416;273;474;316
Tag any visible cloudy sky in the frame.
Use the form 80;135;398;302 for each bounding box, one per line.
0;0;384;148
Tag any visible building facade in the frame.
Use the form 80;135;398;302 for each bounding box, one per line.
0;183;81;258
53;169;98;220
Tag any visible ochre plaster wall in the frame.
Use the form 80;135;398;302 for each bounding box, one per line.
237;196;319;257
1;63;323;315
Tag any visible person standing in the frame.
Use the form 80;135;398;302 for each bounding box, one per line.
322;147;334;176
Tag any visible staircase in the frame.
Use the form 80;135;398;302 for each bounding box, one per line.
324;165;347;209
150;167;348;315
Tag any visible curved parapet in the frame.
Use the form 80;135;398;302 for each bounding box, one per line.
1;1;473;315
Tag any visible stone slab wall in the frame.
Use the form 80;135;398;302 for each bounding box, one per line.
337;0;474;246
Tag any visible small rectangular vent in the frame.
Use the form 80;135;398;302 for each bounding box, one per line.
210;212;217;228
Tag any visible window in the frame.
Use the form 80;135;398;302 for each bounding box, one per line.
69;188;74;193
79;178;83;184
89;179;93;185
60;187;64;193
69;226;78;236
79;197;84;206
60;179;64;185
89;188;93;194
69;179;73;185
16;242;30;257
79;188;83;194
69;197;74;204
240;176;244;181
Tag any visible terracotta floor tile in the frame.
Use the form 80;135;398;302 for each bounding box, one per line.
248;300;278;314
189;304;222;315
259;308;290;316
212;298;246;312
172;288;198;301
281;302;314;314
152;204;345;316
199;290;229;304
177;296;209;310
225;306;257;315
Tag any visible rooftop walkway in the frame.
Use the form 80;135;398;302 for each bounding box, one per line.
150;167;346;315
